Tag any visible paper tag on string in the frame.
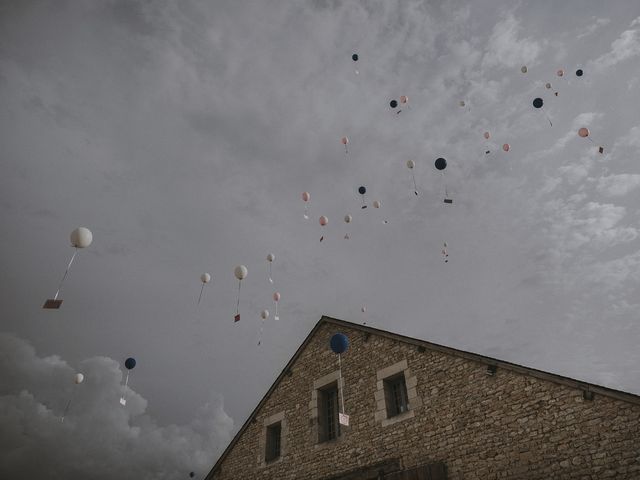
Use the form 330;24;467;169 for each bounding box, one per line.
339;413;350;426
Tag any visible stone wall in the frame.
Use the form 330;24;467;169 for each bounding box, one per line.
211;322;640;479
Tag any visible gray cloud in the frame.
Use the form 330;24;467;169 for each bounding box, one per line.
0;333;233;480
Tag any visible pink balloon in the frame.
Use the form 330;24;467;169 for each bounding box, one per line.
399;95;408;104
502;143;510;152
484;131;490;140
341;136;349;145
302;192;310;202
557;69;564;77
319;215;328;226
578;127;590;138
273;292;281;302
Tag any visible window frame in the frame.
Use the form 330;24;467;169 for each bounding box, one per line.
375;359;420;427
264;421;282;462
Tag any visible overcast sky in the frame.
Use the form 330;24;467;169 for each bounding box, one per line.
2;0;640;478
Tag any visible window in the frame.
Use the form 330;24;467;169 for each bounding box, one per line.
264;422;281;462
384;373;409;417
318;382;340;442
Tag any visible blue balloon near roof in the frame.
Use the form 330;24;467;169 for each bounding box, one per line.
330;333;349;354
358;186;366;195
124;357;136;370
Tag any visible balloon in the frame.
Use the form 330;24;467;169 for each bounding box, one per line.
399;95;408;104
234;265;248;280
484;131;490;140
124;357;136;370
200;273;211;284
459;100;465;107
273;292;280;302
521;65;528;73
70;227;93;248
319;215;328;226
261;309;269;320
578;127;590;138
406;159;415;169
267;253;275;263
532;97;543;109
361;306;366;313
545;82;552;89
576;69;583;77
557;69;564;77
390;99;398;109
330;333;349;354
372;200;381;209
75;373;84;384
344;214;352;224
190;473;195;479
352;53;358;61
341;136;349;145
434;157;447;170
502;143;510;152
302;192;310;202
358;186;366;195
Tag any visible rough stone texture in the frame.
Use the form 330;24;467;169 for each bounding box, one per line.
209;322;640;480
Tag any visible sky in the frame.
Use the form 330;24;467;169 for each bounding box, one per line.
2;0;640;478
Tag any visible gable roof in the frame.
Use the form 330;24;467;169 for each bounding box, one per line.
206;315;640;478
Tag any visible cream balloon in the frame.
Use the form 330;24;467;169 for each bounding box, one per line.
200;273;211;284
302;192;310;202
261;309;269;320
234;265;248;280
75;373;84;384
372;200;381;209
344;214;352;224
267;253;275;263
406;159;415;169
70;227;93;248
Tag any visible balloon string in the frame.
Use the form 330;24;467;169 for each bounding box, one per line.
121;371;130;405
61;388;76;423
268;263;273;284
236;280;241;315
54;248;78;300
198;284;205;305
274;301;278;320
258;320;263;346
338;354;345;414
545;112;553;127
304;205;308;218
411;173;418;196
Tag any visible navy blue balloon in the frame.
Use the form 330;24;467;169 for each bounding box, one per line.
330;333;349;354
576;69;583;77
352;53;358;62
434;157;447;171
124;357;136;370
358;186;366;195
390;99;398;109
532;97;543;109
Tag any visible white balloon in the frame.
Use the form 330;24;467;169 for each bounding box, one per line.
75;373;84;384
267;253;275;263
200;273;211;283
234;265;248;280
373;200;381;209
361;306;366;313
70;227;93;248
344;214;352;224
406;159;415;169
261;309;269;320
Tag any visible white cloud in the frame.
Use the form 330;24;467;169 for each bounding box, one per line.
589;16;640;72
482;14;542;69
576;17;611;39
596;173;640;196
0;333;233;480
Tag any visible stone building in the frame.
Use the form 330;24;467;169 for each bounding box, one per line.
205;316;640;479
